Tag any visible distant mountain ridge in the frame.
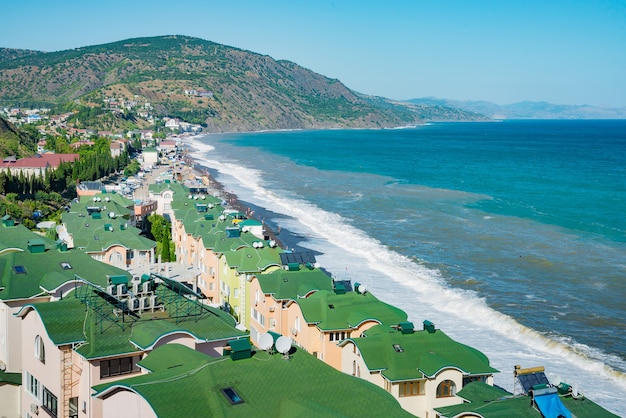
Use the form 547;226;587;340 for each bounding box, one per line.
408;97;626;119
0;35;485;132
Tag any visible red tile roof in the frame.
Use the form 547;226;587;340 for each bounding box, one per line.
0;153;79;169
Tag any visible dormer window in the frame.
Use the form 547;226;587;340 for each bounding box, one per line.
437;380;456;398
60;262;72;270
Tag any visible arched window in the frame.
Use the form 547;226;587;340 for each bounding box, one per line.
35;335;45;364
436;380;456;398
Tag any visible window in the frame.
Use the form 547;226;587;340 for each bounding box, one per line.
436;380;456;398
463;375;486;386
384;379;392;393
295;316;301;332
42;386;58;417
252;308;265;327
26;372;40;398
100;356;140;378
400;381;424;397
69;397;78;418
329;331;349;342
35;335;45;364
221;387;244;405
13;265;26;274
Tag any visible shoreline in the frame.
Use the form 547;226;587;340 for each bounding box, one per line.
181;135;326;261
174;129;626;416
186;156;293;252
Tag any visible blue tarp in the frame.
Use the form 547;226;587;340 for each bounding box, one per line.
534;393;571;418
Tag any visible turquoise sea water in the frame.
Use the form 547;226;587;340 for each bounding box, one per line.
189;120;626;414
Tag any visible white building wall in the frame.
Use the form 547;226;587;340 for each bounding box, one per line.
2;298;49;373
20;309;62;418
102;389;157;418
422;368;465;416
341;342;467;418
0;382;21;418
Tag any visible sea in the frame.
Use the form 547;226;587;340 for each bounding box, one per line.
186;119;626;415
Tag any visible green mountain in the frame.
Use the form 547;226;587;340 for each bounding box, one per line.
0;35;486;132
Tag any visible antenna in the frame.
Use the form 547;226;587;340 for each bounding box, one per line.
258;333;274;352
275;336;292;359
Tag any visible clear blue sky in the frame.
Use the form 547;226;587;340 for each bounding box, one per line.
2;0;625;107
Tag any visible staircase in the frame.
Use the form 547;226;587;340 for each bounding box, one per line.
62;347;73;418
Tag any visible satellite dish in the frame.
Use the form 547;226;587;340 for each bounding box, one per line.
275;336;292;358
258;333;274;351
358;284;367;294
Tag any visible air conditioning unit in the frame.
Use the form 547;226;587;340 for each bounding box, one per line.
290;328;298;336
30;403;39;415
268;306;275;312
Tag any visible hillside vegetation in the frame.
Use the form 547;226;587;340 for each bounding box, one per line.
0;115;37;158
0;35;486;132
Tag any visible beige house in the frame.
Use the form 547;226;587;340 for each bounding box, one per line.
284;287;408;370
16;277;245;418
339;322;498;418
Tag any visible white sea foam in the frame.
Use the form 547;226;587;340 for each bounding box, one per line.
186;135;626;415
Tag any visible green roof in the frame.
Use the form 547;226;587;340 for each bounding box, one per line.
63;212;156;252
93;343;414;418
0;227;132;300
0;223;56;253
344;324;498;381
223;246;282;273
169;184;283;274
435;381;619;417
148;180;188;196
0;369;22;386
297;289;408;331
63;197;155;252
18;283;245;359
256;268;333;300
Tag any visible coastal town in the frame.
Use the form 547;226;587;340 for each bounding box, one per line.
0;109;618;418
